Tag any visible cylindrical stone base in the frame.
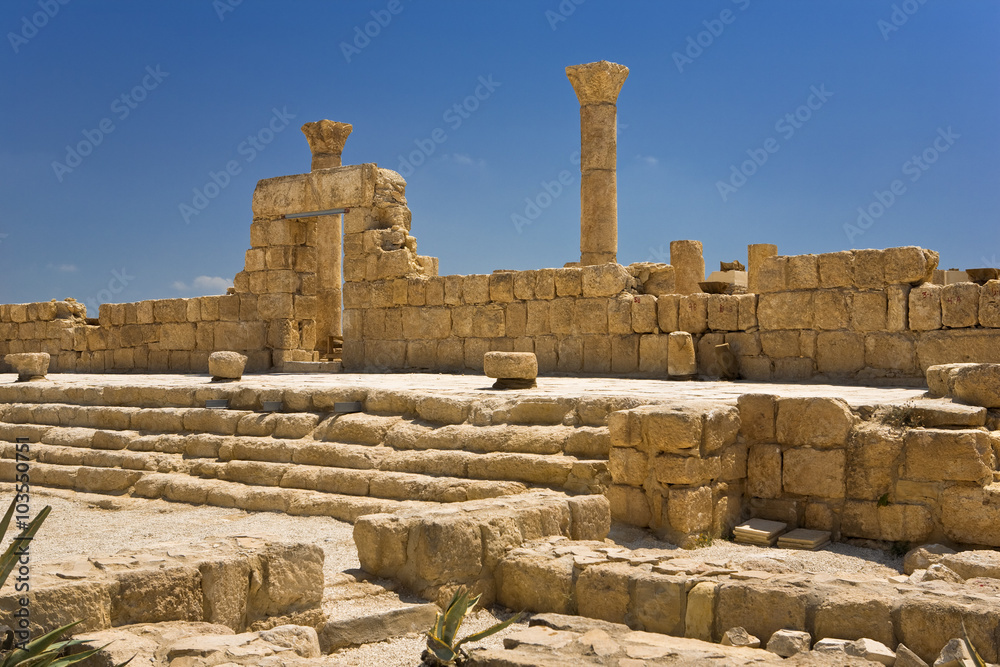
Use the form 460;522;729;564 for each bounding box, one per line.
671;240;705;295
748;244;778;294
311;153;342;171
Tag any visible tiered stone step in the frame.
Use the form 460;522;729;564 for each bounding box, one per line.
0;390;612;517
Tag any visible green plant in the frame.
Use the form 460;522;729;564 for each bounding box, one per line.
422;588;523;666
0;495;131;667
961;620;987;667
877;493;890;507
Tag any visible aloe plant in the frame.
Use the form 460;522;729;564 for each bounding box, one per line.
422;588;522;666
961;620;987;667
0;495;131;667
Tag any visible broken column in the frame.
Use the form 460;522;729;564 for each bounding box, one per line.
566;61;629;266
670;240;705;294
301;120;352;170
301;120;352;356
748;243;778;294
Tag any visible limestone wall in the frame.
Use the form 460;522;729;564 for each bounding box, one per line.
607;396;1000;548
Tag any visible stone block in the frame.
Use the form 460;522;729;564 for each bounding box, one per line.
581;263;630;298
666;332;696;376
817;251;854;288
903;428;992;482
610;335;639;374
785;254;818;290
657;294;680;332
951;363;1000;408
576;298;609;335
853;249;885;289
916;332;1000;371
554;268;583;297
737;394;776;443
665;485;713;536
850;290;888;331
684;581;717;642
556;337;583;372
813;290;849;330
534;269;555;300
714;582;808;647
631;295;657;333
760;330;799;358
607;484;652;526
887;284;910;331
677;294;709;334
776;397;853;448
489;272;515;303
582;336;611;373
909;284;942;330
670;240;705;295
707;295;739;331
816;332;864;375
512;271;535;300
756;256;786;293
606;295;631;334
631;571;687;636
5;352;49;381
497;552;576;615
757;292;814;330
864;333;916;372
484;351;537;383
885;246;934;285
940;485;1000;547
980;280;1000;327
638;334;668;374
209;351;247;380
736;294;757;330
941;282;980;328
463;275;490;304
747;444;781;499
782;448;845;498
576;563;632;624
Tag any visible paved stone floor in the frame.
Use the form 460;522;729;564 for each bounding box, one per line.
4;372;930;407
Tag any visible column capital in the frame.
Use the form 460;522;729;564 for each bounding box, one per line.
566;61;629;106
301;120;353;170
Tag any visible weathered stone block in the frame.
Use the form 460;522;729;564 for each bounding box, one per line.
850;291;888;332
814;290;849;330
885;246;933;285
554;268;582;298
737;394;776;443
853;249;885;289
903;428;992;482
909;284;942;330
638;334;668;374
707;295;739;331
785;254;818;290
756;256;786;293
631;571;687;636
678;294;709;334
657;294;680;332
714;582;808;646
576;562;633;624
757;292;814;330
817;251;853;288
776;397;853;448
864;333;916;372
631;295;657;333
941;282;980;328
747;444;781;499
666;332;696;376
782;448;845;498
816;332;864;375
581;263;630;298
980;280;1000;327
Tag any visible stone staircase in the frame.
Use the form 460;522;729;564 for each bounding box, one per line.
0;383;612;522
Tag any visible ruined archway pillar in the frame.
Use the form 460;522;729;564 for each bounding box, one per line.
302;120;352;355
566;61;629;266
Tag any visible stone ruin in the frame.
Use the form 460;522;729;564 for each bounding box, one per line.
0;61;998;666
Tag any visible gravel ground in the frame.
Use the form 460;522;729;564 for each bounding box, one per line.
3;486;906;666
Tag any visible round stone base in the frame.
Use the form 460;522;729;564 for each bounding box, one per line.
492;378;537;390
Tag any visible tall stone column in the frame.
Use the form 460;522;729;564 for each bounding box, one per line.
301;120;352;170
566;61;629;266
671;240;705;295
301;120;352;356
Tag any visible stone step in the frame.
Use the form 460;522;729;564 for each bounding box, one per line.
0;442;187;474
192;459;528;503
0;420;609;494
131;473;435;521
0;460;145;494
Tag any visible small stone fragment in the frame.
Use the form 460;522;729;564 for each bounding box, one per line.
934;638;974;667
921;563;964;583
845;637;895;665
813;638;851;654
209;351;248;381
484;351;538;389
766;629;811;657
904;544;957;575
894;643;930;667
721;627;760;649
5;352;50;381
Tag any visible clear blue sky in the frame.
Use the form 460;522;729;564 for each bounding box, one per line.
2;1;997;313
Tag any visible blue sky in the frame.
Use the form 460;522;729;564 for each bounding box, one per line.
2;1;997;313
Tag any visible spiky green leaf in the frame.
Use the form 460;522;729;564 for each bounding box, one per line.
1;621;81;667
0;496;18;544
0;506;51;589
440;589;469;645
455;612;524;650
426;633;456;664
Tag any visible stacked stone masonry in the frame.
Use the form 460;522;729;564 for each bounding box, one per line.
607;396;1000;548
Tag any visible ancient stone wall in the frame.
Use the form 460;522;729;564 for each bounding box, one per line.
607;396;1000;548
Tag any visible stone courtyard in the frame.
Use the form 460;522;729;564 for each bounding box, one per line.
2;59;1000;667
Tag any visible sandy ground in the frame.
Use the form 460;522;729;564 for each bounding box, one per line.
0;485;906;666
